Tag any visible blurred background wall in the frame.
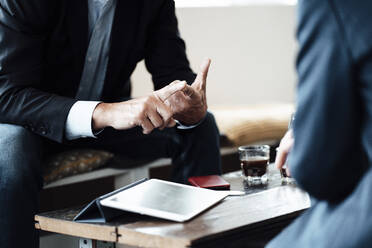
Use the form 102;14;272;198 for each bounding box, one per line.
131;2;297;106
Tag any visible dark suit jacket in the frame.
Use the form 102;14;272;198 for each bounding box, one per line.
268;0;372;247
0;0;196;143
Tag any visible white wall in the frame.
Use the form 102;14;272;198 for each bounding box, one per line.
131;5;297;106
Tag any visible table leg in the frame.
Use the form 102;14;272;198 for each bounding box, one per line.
79;238;115;248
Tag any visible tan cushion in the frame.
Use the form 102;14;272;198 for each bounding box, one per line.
210;103;294;146
43;149;114;184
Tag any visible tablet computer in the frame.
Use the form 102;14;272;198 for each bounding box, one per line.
100;179;229;222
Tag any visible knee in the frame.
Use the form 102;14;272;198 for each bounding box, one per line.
0;124;43;191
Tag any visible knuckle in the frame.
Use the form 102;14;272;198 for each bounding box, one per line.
148;94;155;101
164;111;173;121
158;117;165;127
152;92;160;100
180;102;187;110
142;100;150;109
152;120;161;128
138;108;146;118
141;122;149;130
145;97;157;109
137;110;147;121
147;126;154;133
143;96;153;106
141;102;151;112
163;115;170;122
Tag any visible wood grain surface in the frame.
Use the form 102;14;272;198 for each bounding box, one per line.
35;165;310;247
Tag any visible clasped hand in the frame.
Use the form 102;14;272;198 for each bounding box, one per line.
92;58;211;134
164;58;211;126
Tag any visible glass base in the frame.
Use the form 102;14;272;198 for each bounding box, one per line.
281;176;296;185
245;174;268;186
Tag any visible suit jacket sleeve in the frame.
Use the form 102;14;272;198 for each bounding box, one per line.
0;0;77;143
289;0;368;202
144;0;196;90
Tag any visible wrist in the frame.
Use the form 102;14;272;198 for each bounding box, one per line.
92;102;111;130
176;109;207;126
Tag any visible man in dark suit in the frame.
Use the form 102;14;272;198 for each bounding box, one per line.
268;0;372;247
0;0;221;247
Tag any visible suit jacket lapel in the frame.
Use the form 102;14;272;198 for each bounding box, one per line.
66;0;89;76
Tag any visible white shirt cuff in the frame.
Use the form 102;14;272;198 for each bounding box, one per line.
175;114;206;130
175;120;199;130
65;101;101;140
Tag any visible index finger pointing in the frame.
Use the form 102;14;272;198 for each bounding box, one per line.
194;58;211;91
155;81;186;102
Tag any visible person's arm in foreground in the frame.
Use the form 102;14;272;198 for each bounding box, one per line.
289;0;366;202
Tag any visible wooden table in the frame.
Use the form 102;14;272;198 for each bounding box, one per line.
35;164;310;248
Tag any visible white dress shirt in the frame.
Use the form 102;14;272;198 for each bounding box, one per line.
65;0;200;140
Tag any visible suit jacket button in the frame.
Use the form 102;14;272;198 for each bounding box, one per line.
40;126;48;135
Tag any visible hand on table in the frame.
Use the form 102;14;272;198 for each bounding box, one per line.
275;129;294;176
164;58;211;125
92;81;186;134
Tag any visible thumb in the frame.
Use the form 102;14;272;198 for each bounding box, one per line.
193;58;211;91
181;84;196;98
155;81;186;101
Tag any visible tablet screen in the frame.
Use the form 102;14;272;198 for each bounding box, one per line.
100;179;228;222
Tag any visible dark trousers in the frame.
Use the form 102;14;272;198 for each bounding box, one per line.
0;113;221;248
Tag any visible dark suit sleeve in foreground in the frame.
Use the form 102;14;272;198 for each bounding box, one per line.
144;0;196;90
289;0;367;202
0;0;76;143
